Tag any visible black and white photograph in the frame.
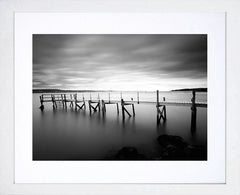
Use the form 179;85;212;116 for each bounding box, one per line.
32;34;207;161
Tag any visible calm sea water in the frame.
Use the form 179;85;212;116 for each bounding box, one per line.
33;91;207;160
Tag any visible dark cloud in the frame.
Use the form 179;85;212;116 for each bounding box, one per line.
33;34;207;91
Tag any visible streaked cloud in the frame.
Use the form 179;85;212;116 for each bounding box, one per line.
33;34;207;91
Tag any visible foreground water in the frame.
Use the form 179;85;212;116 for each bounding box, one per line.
33;91;207;160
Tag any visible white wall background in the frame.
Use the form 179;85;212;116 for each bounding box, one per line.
0;0;239;194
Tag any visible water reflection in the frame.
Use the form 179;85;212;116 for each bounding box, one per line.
156;118;167;135
33;94;207;160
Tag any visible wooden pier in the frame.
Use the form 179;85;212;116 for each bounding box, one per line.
88;100;101;113
39;93;75;109
101;93;119;114
74;94;86;110
102;100;119;114
39;90;207;130
121;99;135;119
155;90;206;131
156;92;166;124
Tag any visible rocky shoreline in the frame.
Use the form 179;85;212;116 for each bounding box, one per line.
105;134;207;160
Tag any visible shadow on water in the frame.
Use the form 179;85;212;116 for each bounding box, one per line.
102;112;107;125
156;119;167;136
121;116;137;134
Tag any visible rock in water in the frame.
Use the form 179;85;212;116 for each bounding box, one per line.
157;134;207;160
157;135;187;149
115;146;147;160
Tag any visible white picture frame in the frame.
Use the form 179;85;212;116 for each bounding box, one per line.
14;13;225;184
1;0;239;194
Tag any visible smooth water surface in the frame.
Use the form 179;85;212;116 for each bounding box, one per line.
33;91;207;160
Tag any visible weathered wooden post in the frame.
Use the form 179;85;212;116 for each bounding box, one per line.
70;96;72;107
102;100;106;112
39;95;44;110
98;100;101;112
75;93;78;107
64;94;67;108
137;91;139;104
163;97;166;119
156;90;160;124
88;100;92;114
121;98;132;119
51;94;57;109
191;91;197;131
156;90;166;124
83;96;86;110
121;99;125;119
74;94;77;110
74;94;86;111
71;94;76;107
132;104;135;116
61;94;64;107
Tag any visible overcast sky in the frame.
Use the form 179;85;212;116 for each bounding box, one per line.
33;34;207;91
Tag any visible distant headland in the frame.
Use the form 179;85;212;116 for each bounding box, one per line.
33;88;207;93
32;89;114;93
171;88;207;92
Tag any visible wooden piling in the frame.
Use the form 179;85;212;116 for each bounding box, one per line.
137;91;139;104
121;99;125;119
156;91;166;124
191;91;197;131
88;100;92;114
51;95;54;107
98;100;100;112
124;107;132;117
64;94;67;108
55;96;58;108
69;94;73;107
102;100;106;112
51;94;56;109
76;102;86;110
83;96;86;109
39;95;43;106
74;94;77;110
61;94;64;107
132;104;135;116
71;94;76;107
74;94;85;110
121;98;135;119
39;95;44;110
88;100;100;113
163;97;166;119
